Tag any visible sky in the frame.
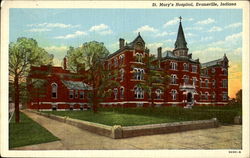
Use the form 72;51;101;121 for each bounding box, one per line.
9;9;242;98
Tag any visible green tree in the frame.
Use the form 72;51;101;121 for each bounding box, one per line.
135;53;169;107
66;41;119;112
236;89;242;104
9;37;53;123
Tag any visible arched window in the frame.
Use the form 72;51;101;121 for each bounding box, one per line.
183;63;189;71
120;87;124;99
114;58;118;67
51;83;58;99
183;75;189;84
192;77;197;86
212;79;216;88
136;53;143;63
114;88;118;100
170;62;178;70
171;74;177;84
155;89;162;99
205;92;209;100
134;86;144;99
119;54;125;65
205;79;209;87
134;68;144;80
120;68;124;81
171;90;177;100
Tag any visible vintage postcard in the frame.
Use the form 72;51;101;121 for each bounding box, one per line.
1;0;249;157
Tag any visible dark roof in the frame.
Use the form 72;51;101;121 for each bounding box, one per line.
107;33;145;59
162;51;199;63
174;22;188;49
201;54;228;68
62;80;92;90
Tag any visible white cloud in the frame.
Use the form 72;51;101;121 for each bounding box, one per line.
89;24;109;32
196;18;215;25
44;45;68;52
89;24;113;35
146;42;172;55
53;58;63;67
134;25;158;33
155;31;175;37
163;17;179;28
201;36;213;41
186;33;196;37
225;22;242;29
99;29;113;35
27;23;80;28
54;31;87;39
44;46;68;61
210;32;242;47
208;26;222;32
27;28;51;32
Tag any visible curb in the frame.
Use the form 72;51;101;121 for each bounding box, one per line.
27;109;219;139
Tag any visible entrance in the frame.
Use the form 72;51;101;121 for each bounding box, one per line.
187;92;192;102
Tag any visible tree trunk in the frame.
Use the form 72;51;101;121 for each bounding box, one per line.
14;75;20;123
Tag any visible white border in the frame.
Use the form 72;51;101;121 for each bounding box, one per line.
1;1;249;157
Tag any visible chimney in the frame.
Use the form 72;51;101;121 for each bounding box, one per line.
63;57;67;70
119;38;125;49
157;47;162;60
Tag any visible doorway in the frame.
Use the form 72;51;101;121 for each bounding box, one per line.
187;92;192;102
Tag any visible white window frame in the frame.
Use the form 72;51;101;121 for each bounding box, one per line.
114;88;118;100
155;89;162;99
69;90;74;99
192;65;197;73
171;89;177;100
171;74;177;84
120;87;124;99
51;83;58;99
183;63;189;71
79;91;84;99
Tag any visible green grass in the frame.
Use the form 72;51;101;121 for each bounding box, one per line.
9;112;59;148
43;105;241;126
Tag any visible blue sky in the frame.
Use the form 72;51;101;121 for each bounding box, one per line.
10;9;242;97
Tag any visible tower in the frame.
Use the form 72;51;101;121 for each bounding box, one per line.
173;16;189;57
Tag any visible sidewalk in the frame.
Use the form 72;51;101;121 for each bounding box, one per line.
14;110;242;150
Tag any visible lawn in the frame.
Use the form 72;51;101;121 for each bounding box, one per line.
9;112;59;148
44;105;241;126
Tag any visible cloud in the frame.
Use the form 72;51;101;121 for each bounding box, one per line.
146;42;172;55
54;31;87;39
163;17;179;28
210;32;242;47
27;28;51;32
89;24;109;32
208;26;222;32
134;25;158;33
155;31;175;37
53;58;63;67
27;23;80;28
201;36;213;41
44;45;68;61
186;33;196;37
89;24;113;35
196;18;215;25
44;45;68;52
225;22;242;29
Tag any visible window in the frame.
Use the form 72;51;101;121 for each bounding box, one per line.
136;53;143;63
134;86;144;99
75;90;78;98
170;62;178;70
183;63;189;71
211;68;216;73
192;77;197;86
200;79;203;87
171;90;177;100
80;91;84;99
204;69;208;75
192;65;197;73
212;79;216;88
120;69;124;81
120;87;124;99
205;92;209;100
134;68;144;80
223;69;228;75
222;79;228;88
114;88;118;100
155;89;162;99
212;92;216;100
108;62;111;70
183;75;189;84
222;92;228;101
51;83;58;99
119;54;125;64
171;74;177;84
205;79;209;87
114;58;118;67
69;90;74;99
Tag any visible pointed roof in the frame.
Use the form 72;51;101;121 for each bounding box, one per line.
174;16;188;49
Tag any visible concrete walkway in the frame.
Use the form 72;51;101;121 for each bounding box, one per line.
14;110;242;150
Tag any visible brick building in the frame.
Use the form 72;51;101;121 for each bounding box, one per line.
27;18;228;110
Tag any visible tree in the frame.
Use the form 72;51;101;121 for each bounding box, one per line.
9;37;53;123
134;52;169;107
236;89;242;104
66;41;119;112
